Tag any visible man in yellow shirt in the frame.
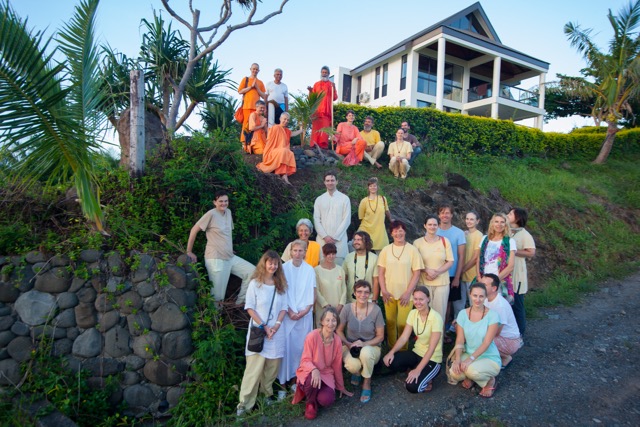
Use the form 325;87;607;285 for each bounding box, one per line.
360;116;385;169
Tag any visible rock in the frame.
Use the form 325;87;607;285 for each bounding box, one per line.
68;276;86;293
117;291;142;315
106;276;129;295
66;327;80;340
75;302;97;328
32;262;49;275
167;387;185;407
80;249;103;263
34;267;71;293
15;290;57;326
0;314;15;331
54;309;76;328
53;338;73;357
165;265;187;289
57;292;79;309
0;282;20;303
166;288;188;308
104;326;131;358
132;331;161;359
0;305;10;316
162;330;192;359
127;312;152;336
303;149;316;157
124;354;146;370
49;255;70;267
83;357;123;376
32;325;66;339
72;328;102;358
107;252;126;276
25;251;48;264
143;294;163;313
122;371;140;385
0;330;16;347
90;276;104;293
0;359;20;385
94;293;114;312
150;303;188;333
7;336;34;362
97;310;120;332
11;321;30;336
136;281;156;298
446;172;472;190
131;254;155;283
143;358;187;386
77;287;97;303
123;384;156;411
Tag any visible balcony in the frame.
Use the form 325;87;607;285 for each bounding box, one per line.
468;83;539;107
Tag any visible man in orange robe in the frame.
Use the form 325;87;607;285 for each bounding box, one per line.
334;110;366;165
238;63;266;151
248;101;267;154
257;112;302;184
307;66;337;149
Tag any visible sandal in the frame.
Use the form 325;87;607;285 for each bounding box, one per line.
360;389;372;403
501;355;513;370
351;374;362;386
479;378;497;398
461;379;474;390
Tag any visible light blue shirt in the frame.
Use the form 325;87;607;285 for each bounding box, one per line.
437;226;466;277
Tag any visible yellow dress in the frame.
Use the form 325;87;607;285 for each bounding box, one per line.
358;195;389;250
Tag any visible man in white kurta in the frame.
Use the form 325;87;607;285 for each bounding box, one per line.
278;241;316;385
313;172;351;265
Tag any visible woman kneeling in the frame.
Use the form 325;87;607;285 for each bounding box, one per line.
383;286;443;393
336;280;385;403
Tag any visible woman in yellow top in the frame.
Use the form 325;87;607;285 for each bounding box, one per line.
383;286;443;393
455;211;483;318
314;243;346;327
358;177;391;251
413;215;454;323
282;219;321;267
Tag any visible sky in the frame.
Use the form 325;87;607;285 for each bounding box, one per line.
9;0;628;136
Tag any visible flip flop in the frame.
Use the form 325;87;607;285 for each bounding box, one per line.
479;378;497;398
351;374;362;386
501;355;513;370
461;379;474;390
360;389;372;403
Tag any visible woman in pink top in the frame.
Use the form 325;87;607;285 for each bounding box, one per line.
334;110;366;164
292;307;353;419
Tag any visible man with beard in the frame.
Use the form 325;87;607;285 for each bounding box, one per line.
313;171;351;265
343;231;379;303
361;116;385;169
307;66;338;149
401;121;422;165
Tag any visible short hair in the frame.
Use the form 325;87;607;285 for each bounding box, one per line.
280;112;290;120
364;116;374;123
321;65;330;73
251;63;260;69
324;170;337;180
353;231;373;252
346;109;356;117
469;282;487;296
322;242;337;256
423;214;440;225
402;121;410;127
274;68;283;74
296;218;313;234
214;190;228;201
255;100;265;107
483;273;500;289
437;202;454;215
320;306;339;326
291;239;308;251
354;280;372;293
511;207;528;227
413;285;430;299
390;220;407;232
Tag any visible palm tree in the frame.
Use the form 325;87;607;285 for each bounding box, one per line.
563;0;640;164
0;0;107;231
288;91;325;147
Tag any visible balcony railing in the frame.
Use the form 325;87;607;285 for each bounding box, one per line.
468;83;539;107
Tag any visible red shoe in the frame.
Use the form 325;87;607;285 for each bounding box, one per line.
304;402;317;420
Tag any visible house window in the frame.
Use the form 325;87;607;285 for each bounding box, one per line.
399;100;406;107
342;74;352;103
356;76;362;104
400;55;407;90
451;13;489;37
417;100;432;108
382;64;388;97
374;67;381;99
417;55;463;102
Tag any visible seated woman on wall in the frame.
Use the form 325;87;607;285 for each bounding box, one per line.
449;282;501;398
257;112;303;184
334;110;366;165
383;286;443;393
282;219;321;267
336;280;384;403
292;307;354;420
314;243;347;327
247;100;268;155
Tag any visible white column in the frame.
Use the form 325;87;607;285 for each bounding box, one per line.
129;70;145;176
462;64;470;114
535;72;547;130
491;56;501;119
408;51;418;106
435;37;446;111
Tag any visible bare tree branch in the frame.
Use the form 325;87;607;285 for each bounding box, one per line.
160;0;193;30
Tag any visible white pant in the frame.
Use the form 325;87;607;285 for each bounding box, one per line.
364;141;385;165
205;256;255;303
389;157;410;177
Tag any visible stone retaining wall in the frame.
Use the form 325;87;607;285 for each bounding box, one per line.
0;250;199;417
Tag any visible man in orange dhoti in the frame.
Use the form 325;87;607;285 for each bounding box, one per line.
307;66;337;149
238;63;266;152
334;110;366;165
256;112;303;184
248;101;268;155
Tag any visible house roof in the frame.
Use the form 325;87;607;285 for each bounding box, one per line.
350;2;549;74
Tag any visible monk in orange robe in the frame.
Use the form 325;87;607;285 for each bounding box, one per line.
257;112;303;184
307;66;337;149
238;63;266;151
334;110;366;165
248;101;267;154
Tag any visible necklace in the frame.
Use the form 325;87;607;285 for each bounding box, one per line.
415;308;429;336
356;302;369;320
321;331;334;345
391;243;406;260
353;251;369;281
367;195;379;213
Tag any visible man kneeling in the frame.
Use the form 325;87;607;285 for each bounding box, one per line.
481;274;523;368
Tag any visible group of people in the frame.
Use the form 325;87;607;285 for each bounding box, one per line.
186;172;536;420
238;64;425;183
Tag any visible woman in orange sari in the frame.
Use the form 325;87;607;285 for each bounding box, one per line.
238;63;266;152
334;110;366;165
257;112;302;184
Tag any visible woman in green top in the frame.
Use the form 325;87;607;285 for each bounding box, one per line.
382;286;443;393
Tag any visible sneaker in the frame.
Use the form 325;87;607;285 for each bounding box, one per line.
277;390;287;401
236;407;246;417
265;396;277;406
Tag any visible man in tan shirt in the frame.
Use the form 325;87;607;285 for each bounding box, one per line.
360;116;385;169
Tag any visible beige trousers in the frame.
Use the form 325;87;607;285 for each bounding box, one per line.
448;353;500;387
342;345;381;378
364;141;385;165
238;354;281;411
389;157;410;177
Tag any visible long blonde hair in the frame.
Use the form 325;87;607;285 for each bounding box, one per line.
252;250;287;294
487;213;511;241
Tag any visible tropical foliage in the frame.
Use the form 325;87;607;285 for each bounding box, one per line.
289;91;325;146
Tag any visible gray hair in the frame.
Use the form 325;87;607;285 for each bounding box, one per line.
274;68;283;74
280;112;290;120
291;239;308;251
296;218;313;234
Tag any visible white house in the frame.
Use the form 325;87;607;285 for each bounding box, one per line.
332;2;549;129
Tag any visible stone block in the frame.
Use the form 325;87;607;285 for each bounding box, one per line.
0;330;16;347
124;354;145;370
74;302;97;328
150;303;188;333
0;359;20;385
117;291;142;315
80;249;102;263
53;338;73;357
136;281;155;297
0;314;15;331
143;294;163;313
72;328;102;358
66;327;80;340
165;265;187;289
131;254;155;283
7;336;34;362
162;330;192;359
11;321;30;336
107;253;126;276
143;358;187;386
68;276;86;293
123;384;155;410
32;325;66;340
56;292;79;309
34;267;71;293
126;312;151;337
97;310;120;333
76;287;96;303
131;331;161;359
122;371;140;386
167;387;185;408
83;357;123;376
54;309;76;328
15;290;57;326
104;325;131;358
94;293;114;312
106;276;130;295
32;262;49;275
25;251;48;264
0;282;20;303
0;304;10;316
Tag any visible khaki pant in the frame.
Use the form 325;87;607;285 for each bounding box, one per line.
448;353;500;387
364;142;385;165
205;256;255;304
384;298;412;350
426;284;449;324
342;345;381;378
238;354;281;411
389;157;410;178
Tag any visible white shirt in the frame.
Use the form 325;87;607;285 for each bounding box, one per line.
484;294;520;339
313;190;352;259
266;81;288;104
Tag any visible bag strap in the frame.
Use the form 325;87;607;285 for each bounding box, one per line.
250;286;277;328
241;76;249;102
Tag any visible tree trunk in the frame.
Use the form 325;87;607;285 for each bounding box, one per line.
592;121;619;164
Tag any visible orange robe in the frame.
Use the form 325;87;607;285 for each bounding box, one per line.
309;80;337;149
238;77;266;144
256;125;296;176
248;112;267;154
334;122;366;164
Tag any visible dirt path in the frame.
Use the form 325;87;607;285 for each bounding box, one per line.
288;272;640;426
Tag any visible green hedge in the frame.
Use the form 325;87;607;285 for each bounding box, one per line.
333;104;640;159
